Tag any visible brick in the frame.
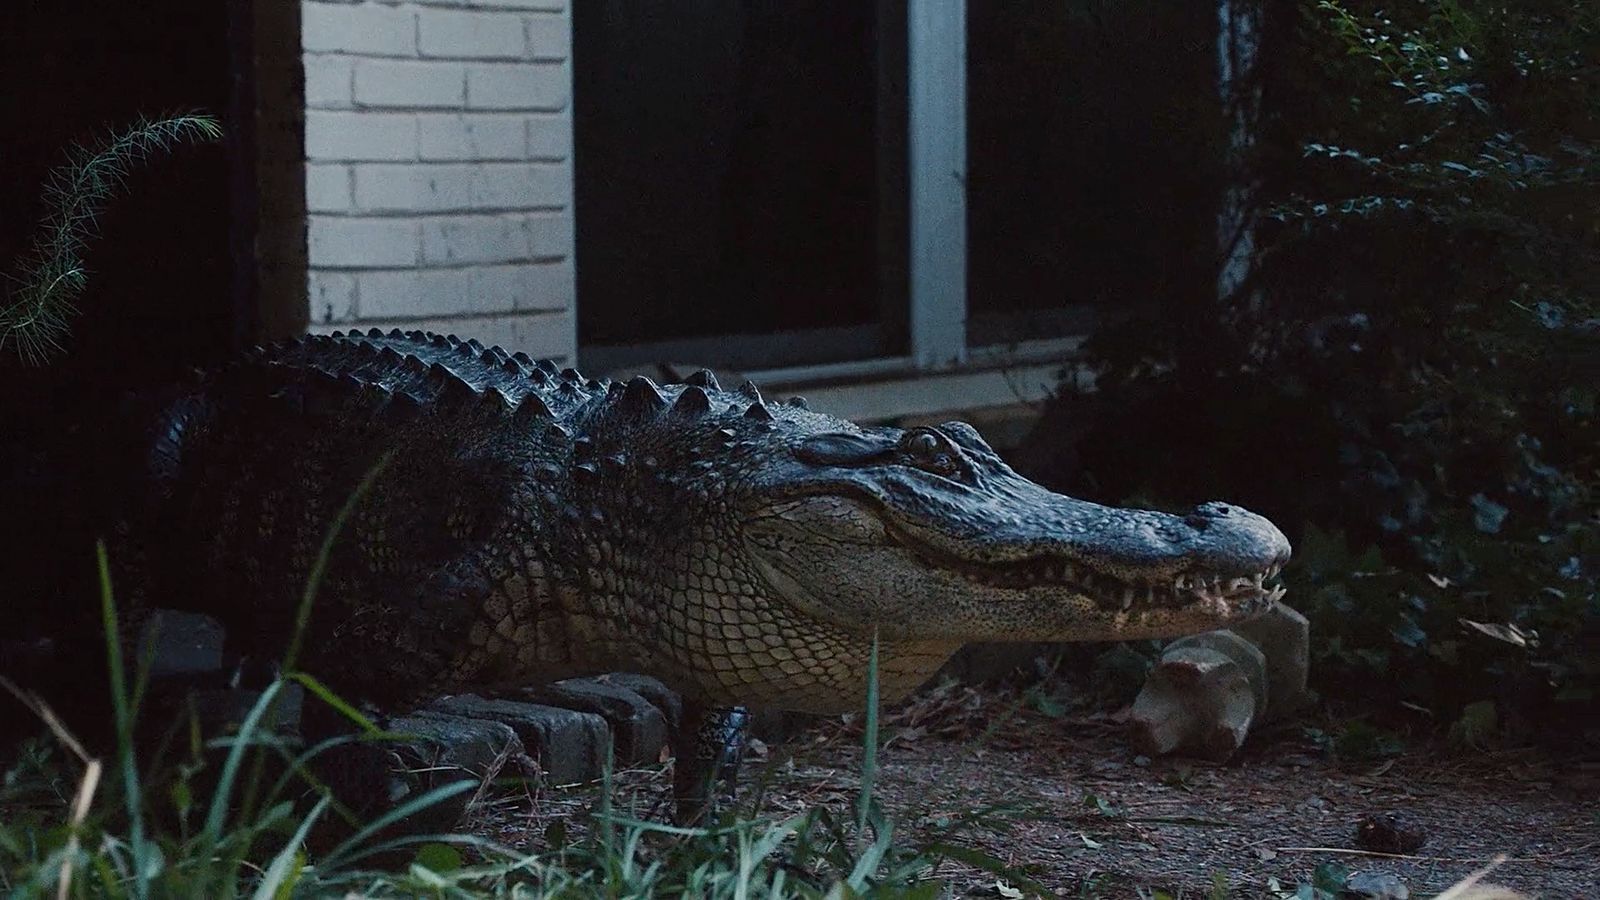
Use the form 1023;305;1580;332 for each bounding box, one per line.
354;263;565;319
353;162;567;212
428;696;607;785
526;13;566;61
522;679;668;767
354;59;466;109
502;259;572;312
355;163;467;212
418;113;526;161
301;3;416;56
422;215;531;265
422;0;565;9
525;114;570;160
418;8;526;59
482;261;569;312
526;212;571;258
466;62;567;111
305;111;417;162
382;712;530;824
308;217;420;268
303;54;355;109
305;164;350;213
308;270;358;323
356;268;477;319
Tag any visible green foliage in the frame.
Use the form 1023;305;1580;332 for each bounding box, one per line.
0;113;223;365
1049;0;1599;736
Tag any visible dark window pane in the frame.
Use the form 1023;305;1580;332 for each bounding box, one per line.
967;2;1224;345
575;1;906;366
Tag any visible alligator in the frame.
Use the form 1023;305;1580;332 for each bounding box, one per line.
18;328;1292;814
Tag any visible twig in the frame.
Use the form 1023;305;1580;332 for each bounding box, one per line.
1275;845;1552;864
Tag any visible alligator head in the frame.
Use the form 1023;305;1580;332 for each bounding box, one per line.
739;419;1290;646
569;374;1290;712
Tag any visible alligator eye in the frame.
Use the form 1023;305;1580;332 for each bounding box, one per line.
901;429;961;477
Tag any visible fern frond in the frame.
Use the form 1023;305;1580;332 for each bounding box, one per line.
0;112;225;365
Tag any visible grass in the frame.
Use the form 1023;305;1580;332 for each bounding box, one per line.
0;537;1045;898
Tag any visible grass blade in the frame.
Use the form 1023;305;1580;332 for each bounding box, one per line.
857;629;880;834
250;794;330;900
317;779;479;872
201;679;283;842
95;540;150;899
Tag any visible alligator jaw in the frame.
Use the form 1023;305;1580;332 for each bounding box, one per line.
915;542;1289;615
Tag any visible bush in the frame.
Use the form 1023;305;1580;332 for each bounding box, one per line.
1030;0;1599;738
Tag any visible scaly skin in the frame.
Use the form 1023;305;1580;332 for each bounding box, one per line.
128;329;1291;719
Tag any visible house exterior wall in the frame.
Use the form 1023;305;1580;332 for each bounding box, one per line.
299;0;576;362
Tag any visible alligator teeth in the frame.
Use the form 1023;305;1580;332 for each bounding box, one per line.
1121;587;1135;610
1267;584;1288;602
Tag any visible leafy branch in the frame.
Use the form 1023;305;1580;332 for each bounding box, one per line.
0;113;224;365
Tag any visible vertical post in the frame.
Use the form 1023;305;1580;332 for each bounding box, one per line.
907;0;967;370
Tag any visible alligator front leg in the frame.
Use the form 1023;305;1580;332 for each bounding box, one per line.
673;701;751;825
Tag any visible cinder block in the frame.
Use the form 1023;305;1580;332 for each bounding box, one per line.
306;111;417;162
522;678;669;767
418;8;527;60
308;217;420;268
301;3;416;56
418;113;526;161
354;59;466;109
466;62;568;111
429;694;608;784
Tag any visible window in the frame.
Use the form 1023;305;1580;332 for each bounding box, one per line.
574;1;908;373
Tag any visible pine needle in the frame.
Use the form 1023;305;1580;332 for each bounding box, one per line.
0;112;223;365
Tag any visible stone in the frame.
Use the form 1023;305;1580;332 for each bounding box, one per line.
429;694;609;784
138;609;225;679
1343;871;1410;900
187;682;304;736
1227;599;1311;719
521;677;668;767
598;673;683;732
1127;630;1267;762
372;711;528;830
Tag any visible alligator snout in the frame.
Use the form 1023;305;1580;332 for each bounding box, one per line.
1179;500;1292;577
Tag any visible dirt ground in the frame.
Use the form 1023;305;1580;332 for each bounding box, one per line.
475;683;1600;898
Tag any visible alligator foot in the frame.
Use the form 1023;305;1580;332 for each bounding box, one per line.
672;702;750;826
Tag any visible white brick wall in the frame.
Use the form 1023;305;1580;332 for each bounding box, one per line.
301;0;576;363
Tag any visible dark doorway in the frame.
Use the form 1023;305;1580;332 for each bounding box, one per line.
574;1;908;372
0;0;257;382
